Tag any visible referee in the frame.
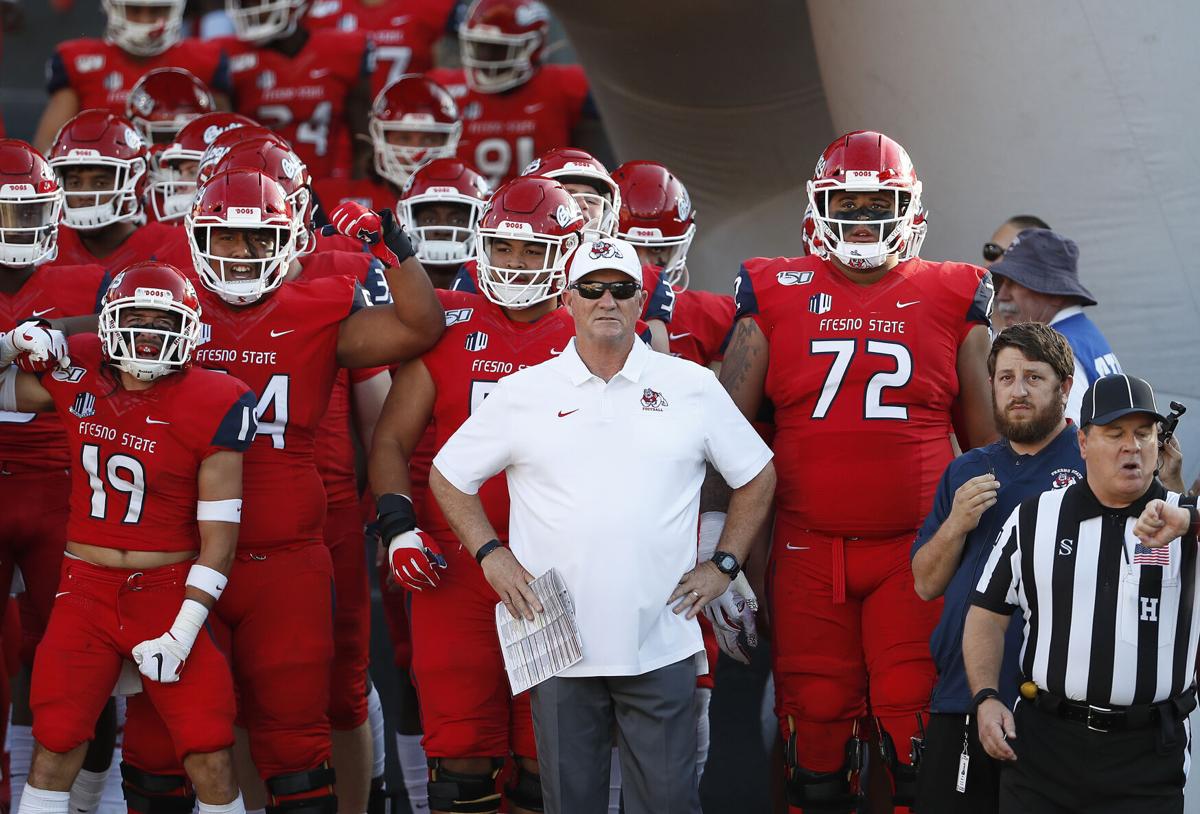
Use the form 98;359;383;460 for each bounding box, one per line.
965;373;1199;814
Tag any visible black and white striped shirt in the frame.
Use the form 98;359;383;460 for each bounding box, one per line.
972;480;1200;707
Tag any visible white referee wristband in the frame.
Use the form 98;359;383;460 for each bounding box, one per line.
0;365;16;412
196;499;242;523
185;564;227;602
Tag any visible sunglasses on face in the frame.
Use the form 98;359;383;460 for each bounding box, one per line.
982;242;1006;263
569;280;641;300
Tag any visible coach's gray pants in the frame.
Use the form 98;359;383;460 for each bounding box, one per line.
530;656;700;814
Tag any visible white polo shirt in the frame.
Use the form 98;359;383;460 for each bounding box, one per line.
433;336;773;678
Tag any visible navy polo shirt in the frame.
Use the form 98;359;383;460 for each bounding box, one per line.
911;424;1084;713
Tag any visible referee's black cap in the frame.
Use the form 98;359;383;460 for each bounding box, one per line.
1080;374;1165;428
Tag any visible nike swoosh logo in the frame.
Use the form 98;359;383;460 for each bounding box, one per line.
523;103;544;113
145;417;170;425
390;15;412;25
784;543;810;551
55;591;70;599
309;69;330;79
270;329;295;337
549;348;563;356
669;331;692;340
557;409;578;418
152;653;164;680
896;300;920;309
31;307;55;317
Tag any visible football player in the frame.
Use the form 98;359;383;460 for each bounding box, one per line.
394;157;489;289
368;176;594;814
32;0;230;153
147;111;258;224
429;0;593;187
45;110;190;270
119;167;443;814
0;261;256;814
304;0;458;94
312;73;463;220
706;130;995;813
124;67;217;146
0;140;113;814
224;0;372;180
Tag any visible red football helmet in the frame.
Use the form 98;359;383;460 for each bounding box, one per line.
187;168;299;305
0;140;63;268
369;75;462;187
521;148;620;240
48;110;148;231
458;0;550;93
398;158;489;269
806;130;924;270
125;68;216;145
226;0;308;43
150;112;257;222
476;175;584;308
103;0;186;57
200;136;315;255
612;160;695;290
99;260;202;380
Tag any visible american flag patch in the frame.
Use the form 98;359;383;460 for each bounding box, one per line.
1133;542;1171;566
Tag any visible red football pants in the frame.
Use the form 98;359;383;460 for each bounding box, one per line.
32;559;236;760
409;544;536;759
125;544;334;779
769;521;941;774
0;469;69;666
324;502;370;730
380;562;412;670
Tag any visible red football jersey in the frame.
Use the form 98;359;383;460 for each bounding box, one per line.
0;264;109;469
420;291;577;554
192;271;365;551
50;222;191;275
668;288;734;366
48;38;227;115
299;249;390;508
735;255;992;535
305;0;456;93
312;176;398;221
427;65;589;188
225;29;370;179
42;334;256;553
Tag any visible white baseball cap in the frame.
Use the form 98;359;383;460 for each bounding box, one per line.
565;238;643;285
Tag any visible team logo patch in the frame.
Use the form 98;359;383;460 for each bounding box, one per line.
257;70;276;91
445;308;474;326
103;71;123;92
69;392;96;419
123;128;144;150
197;323;212;346
588;241;622;260
777;270;813;286
462;101;482;120
75;55;104;73
677;187;692;221
521;157;541;176
553;204;576;229
51;366;86;383
464;331;489;352
280;156;303;181
809;292;832;314
640;388;668;411
1050;468;1082;489
813;154;826;178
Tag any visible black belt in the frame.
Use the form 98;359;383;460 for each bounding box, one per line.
1030;686;1197;733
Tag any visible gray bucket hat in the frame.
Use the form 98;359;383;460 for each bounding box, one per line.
989;228;1097;306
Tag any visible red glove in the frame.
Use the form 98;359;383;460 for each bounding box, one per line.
322;202;415;268
387;528;447;592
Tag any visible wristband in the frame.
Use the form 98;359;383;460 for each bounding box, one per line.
1188;505;1200;538
185;564;227;602
380;209;415;264
377;493;417;540
475;539;503;565
972;687;1002;710
168;598;209;652
196;499;242;523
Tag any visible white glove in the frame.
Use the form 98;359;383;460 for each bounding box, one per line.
703;572;759;665
0;321;70;371
131;599;207;683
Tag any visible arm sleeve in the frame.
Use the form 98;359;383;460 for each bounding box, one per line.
964;269;994;328
912;463;956;560
360;258;393;305
431;380;514;494
450;264;477;293
733;264;760;319
642;270;675;323
210;48;232;96
46;50;70;95
701;372;773;489
93;270;112;313
208;389;258;453
970;506;1022;614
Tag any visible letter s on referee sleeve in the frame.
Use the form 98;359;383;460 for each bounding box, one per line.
971;506;1021;613
210;390;260;452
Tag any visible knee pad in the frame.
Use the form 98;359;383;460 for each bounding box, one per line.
265;765;337;814
119;762;195;814
426;759;501;814
876;723;918;807
504;762;543;813
783;718;866;814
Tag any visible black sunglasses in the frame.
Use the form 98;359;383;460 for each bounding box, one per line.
569;280;641;300
982;242;1005;263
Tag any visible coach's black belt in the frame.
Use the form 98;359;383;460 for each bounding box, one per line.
1030;686;1196;733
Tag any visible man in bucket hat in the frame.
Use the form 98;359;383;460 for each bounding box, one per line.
990;228;1121;422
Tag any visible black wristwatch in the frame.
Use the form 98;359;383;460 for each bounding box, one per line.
710;551;741;581
972;687;1002;710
